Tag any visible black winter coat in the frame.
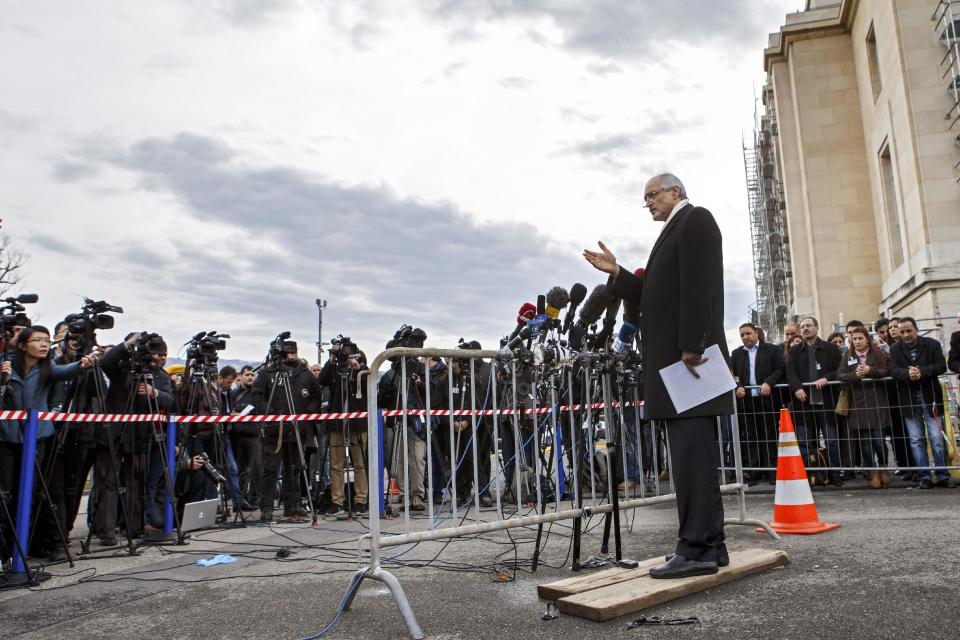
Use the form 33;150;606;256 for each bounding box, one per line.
888;337;946;408
318;359;368;431
836;349;890;431
251;361;322;442
608;204;733;419
786;338;842;410
98;343;175;452
948;330;960;375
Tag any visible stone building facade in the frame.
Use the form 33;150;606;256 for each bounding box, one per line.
753;0;960;338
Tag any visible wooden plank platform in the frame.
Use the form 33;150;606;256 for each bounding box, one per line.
545;548;789;622
537;557;664;601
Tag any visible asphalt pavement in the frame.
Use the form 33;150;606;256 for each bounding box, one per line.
1;485;958;639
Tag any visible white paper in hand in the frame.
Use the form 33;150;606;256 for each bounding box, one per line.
658;344;736;414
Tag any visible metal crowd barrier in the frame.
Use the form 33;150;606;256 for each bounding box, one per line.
725;375;960;479
348;347;777;639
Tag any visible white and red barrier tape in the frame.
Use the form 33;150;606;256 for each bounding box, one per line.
0;402;642;424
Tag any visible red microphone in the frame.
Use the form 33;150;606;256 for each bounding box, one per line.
634;268;646;279
516;302;537;325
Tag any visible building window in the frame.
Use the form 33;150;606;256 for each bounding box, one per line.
866;24;882;102
878;143;904;267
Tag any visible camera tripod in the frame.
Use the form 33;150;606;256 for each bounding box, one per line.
126;368;183;545
262;362;317;525
183;363;248;527
80;362;147;556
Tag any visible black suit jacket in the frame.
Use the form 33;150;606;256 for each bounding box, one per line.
786;337;842;409
731;341;785;389
948;330;960;374
609;203;733;419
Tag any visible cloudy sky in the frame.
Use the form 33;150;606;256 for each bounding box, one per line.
1;0;803;362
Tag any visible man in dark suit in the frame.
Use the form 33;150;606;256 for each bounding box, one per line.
785;316;843;486
584;172;732;579
731;322;784;484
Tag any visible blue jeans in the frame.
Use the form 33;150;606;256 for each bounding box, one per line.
903;394;949;483
622;410;647;484
795;405;842;480
145;446;170;529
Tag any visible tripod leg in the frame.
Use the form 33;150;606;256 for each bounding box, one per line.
28;443;74;566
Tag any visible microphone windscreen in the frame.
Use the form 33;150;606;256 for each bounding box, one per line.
536;294;545;316
569;283;587;306
618;323;637;342
279;331;291;339
516;302;536;325
17;293;39;304
545;286;570;319
634;267;645;279
578;284;614;327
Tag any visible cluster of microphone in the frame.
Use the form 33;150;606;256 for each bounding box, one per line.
498;271;645;368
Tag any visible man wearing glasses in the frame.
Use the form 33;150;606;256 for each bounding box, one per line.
584;173;731;579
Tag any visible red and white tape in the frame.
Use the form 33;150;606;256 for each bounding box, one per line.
0;401;642;425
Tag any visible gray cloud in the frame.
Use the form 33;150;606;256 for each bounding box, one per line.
557;113;700;171
66;132;595;356
195;0;299;26
423;0;784;61
52;160;99;183
498;76;535;90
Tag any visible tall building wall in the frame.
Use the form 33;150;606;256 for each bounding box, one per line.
757;0;960;335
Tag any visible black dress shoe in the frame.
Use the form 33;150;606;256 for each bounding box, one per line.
650;554;718;579
666;548;729;567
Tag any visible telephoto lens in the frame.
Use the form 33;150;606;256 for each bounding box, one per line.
198;451;226;485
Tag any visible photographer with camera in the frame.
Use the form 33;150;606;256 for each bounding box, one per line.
94;331;175;546
0;325;97;562
318;335;369;519
378;326;429;513
251;335;322;523
449;340;494;509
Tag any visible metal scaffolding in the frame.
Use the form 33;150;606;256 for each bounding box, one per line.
742;83;793;342
934;0;960;182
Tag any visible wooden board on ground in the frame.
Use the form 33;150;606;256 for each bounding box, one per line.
537;557;664;601
554;548;790;622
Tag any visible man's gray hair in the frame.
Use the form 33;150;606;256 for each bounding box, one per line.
655;173;687;198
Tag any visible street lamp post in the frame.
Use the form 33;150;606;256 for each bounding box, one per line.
315;298;327;363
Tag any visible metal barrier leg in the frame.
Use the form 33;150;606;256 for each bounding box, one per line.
725;394;780;541
342;567;424;639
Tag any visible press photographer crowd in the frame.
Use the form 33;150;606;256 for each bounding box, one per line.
1;285;960;567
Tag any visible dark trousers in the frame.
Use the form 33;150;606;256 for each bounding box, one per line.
61;433;97;534
736;394;778;475
260;438;302;515
454;420;492;501
664;416;726;562
91;444;121;540
235;435;262;504
0;439;66;557
794;405;842;481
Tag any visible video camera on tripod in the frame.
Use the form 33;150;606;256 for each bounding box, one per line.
330;334;360;375
0;293;38;339
267;331;297;367
185;331;230;371
128;332;167;374
62;297;123;355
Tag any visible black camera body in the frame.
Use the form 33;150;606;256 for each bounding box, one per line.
0;293;38;339
185;331;229;370
331;334;361;376
129;332;166;373
387;324;427;350
64;297;123;355
267;331;298;367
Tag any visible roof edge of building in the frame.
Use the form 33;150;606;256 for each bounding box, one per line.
763;0;860;72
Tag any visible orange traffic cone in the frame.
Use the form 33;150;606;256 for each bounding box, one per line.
387;478;400;497
765;408;839;535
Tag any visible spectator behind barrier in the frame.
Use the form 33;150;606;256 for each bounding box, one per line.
888;318;953;489
836;326;891;489
786;316;844;487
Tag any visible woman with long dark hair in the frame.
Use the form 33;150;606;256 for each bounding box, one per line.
1;325;97;561
836;325;891;489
